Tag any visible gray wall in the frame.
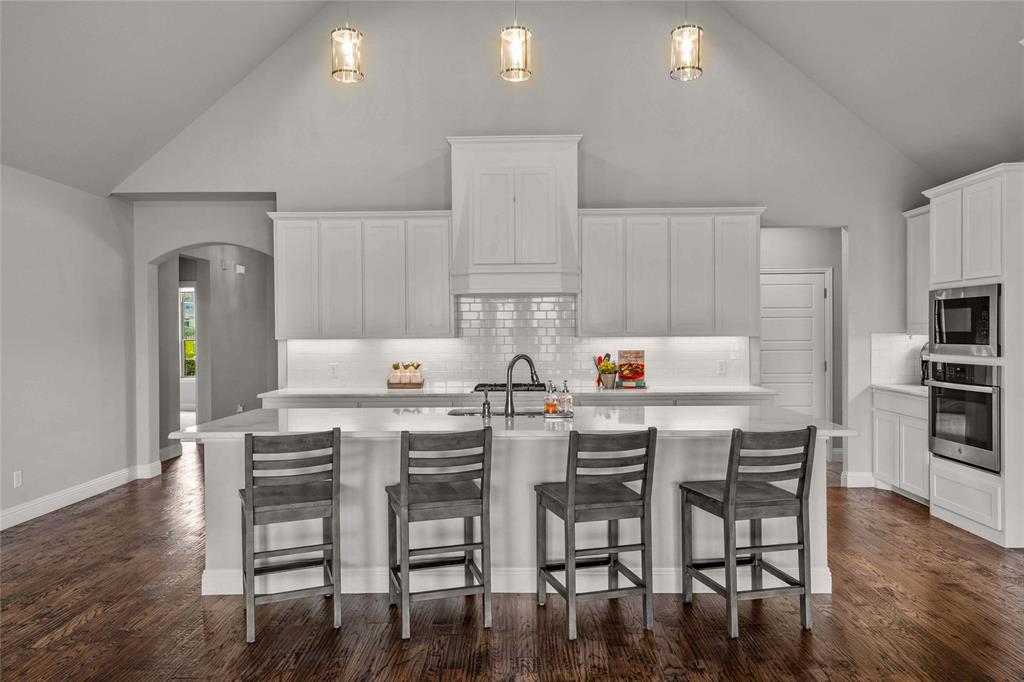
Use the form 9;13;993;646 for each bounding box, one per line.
761;226;846;437
113;1;936;478
1;165;134;512
180;244;276;422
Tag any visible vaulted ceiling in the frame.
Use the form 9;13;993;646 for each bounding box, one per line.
2;1;1021;196
1;1;326;195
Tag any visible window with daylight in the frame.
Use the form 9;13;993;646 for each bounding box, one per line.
179;287;196;377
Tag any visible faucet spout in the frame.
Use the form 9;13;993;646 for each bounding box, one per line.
504;353;540;418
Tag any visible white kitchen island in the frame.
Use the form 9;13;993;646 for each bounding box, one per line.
172;405;854;597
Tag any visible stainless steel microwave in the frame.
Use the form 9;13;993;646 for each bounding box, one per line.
930;285;1000;357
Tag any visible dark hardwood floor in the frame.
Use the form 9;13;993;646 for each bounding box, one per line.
2;449;1023;680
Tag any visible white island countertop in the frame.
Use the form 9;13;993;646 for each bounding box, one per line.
258;383;777;398
172;404;854;441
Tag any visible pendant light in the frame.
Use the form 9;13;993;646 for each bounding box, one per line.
331;4;363;83
499;0;532;82
670;1;703;82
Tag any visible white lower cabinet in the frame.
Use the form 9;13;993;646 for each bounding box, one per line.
272;212;451;339
872;388;929;502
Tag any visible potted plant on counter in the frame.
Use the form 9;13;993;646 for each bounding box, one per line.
597;355;618;389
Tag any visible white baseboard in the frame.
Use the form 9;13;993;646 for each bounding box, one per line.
841;470;876;488
202;565;832;596
134;460;163;479
1;466;133;530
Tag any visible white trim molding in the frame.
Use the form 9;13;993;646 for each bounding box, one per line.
842;470;877;488
1;466;133;530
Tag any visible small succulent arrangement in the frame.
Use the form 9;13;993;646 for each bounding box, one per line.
389;361;422;384
594;353;618;389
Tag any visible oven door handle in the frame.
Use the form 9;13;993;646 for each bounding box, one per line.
925;379;998;394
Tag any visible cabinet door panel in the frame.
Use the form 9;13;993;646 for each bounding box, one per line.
962;176;1002;280
873;409;899;486
930;190;962;285
275;219;320;339
473;168;515;265
407;218;451;337
899;415;930;499
670;216;715;334
625;217;670;334
319;219;363;337
514;167;558;264
580;217;625;336
906;212;930;335
714;215;759;335
363;219;407;337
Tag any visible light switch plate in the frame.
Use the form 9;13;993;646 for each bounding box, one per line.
13;470;22;488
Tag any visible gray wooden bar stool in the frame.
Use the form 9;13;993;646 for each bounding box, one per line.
680;426;817;639
386;427;492;640
239;428;341;643
535;428;657;640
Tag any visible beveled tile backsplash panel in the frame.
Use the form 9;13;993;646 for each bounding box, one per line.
287;295;750;387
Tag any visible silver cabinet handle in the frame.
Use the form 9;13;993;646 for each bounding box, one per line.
925;379;997;394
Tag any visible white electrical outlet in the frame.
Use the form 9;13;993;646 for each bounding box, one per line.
717;360;728;376
328;362;339;378
13;470;23;488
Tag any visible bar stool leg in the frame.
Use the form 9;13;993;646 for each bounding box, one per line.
607;519;619;590
332;508;342;628
798;512;812;630
681;492;693;604
322;517;331;593
641;511;654;630
750;519;763;591
399;508;411;640
536;497;546;606
243;508;256;643
463;517;474;587
387;502;397;607
565;517;577;641
724;517;739;639
482;508;492;629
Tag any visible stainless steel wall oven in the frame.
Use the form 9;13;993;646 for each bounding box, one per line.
926;361;1001;473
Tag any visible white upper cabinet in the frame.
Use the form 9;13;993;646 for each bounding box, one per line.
579;216;625;336
669;216;715;334
929;190;962;285
363;219;407;337
925;165;1015;287
270;212;451;339
714;215;760;336
406;217;452;337
274;219;320;339
449;136;580;294
579;209;763;337
625;217;670;335
962;176;1002;281
319;219;363;338
904;206;930;335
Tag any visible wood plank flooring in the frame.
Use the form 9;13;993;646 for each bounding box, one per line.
2;450;1023;680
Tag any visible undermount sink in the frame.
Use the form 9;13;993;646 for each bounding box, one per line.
447;407;545;417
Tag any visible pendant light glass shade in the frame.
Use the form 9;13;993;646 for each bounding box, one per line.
670;24;703;81
500;24;531;82
331;25;363;83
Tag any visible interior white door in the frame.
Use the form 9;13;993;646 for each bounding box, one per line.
759;272;828;419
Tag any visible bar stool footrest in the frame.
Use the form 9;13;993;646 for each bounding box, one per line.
254;542;332;561
253;557;326;576
541;556;611;573
254;584;333;605
686;559;804;599
408;541;482;558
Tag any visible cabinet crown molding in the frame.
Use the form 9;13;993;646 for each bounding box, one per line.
922;162;1024;199
579;207;766;216
447;134;582;146
268;210;451;220
902;205;929;219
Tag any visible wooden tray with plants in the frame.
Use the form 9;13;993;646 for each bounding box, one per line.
387;362;424;389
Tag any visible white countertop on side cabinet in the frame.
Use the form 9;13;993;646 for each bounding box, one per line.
172;404;854;441
871;384;928;398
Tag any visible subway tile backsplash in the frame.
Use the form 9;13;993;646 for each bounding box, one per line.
871;333;928;385
286;295;751;387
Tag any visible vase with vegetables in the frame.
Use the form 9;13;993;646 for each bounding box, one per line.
595;354;618;389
